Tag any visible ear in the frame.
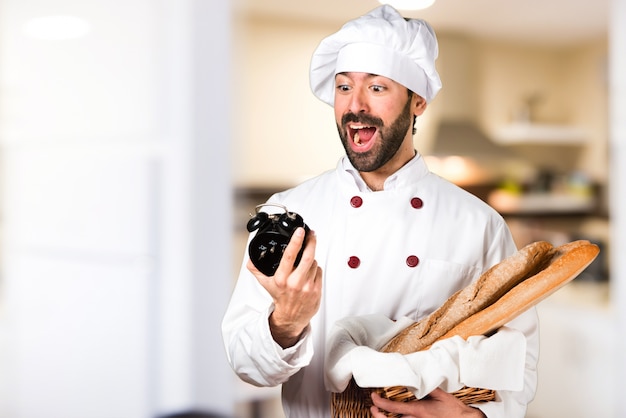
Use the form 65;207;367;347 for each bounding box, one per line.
412;94;428;117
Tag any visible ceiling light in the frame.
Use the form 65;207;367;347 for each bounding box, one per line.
23;15;91;41
378;0;436;11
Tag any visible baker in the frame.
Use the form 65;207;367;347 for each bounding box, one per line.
222;5;539;418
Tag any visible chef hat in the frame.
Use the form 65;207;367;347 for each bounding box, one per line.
310;5;442;106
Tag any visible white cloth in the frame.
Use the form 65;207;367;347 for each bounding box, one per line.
222;154;539;418
324;314;526;399
309;5;442;105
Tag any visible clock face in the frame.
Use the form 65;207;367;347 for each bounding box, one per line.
249;230;292;276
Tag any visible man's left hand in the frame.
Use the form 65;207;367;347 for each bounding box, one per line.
370;388;487;418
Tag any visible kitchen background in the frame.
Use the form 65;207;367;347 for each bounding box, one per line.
231;3;614;417
0;0;624;418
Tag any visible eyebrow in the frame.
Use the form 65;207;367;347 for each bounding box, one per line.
336;72;381;78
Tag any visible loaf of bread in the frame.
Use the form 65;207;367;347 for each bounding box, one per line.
382;240;556;354
430;240;600;346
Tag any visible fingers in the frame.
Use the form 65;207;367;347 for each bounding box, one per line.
370;392;414;417
249;226;321;296
247;227;315;283
369;405;388;418
274;227;314;278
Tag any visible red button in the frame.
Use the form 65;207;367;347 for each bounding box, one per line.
406;255;419;267
350;196;363;208
410;197;424;209
348;256;361;269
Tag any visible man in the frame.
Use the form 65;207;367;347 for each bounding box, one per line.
222;5;538;417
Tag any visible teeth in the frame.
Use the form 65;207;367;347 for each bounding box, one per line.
354;131;361;145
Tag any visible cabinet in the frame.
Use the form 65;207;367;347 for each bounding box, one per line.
527;295;617;418
462;183;609;283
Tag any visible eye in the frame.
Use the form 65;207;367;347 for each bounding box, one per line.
371;85;386;93
336;84;352;93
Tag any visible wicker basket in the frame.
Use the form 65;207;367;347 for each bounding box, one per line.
331;378;495;418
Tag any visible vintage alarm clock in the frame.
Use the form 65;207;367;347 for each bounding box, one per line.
246;203;310;276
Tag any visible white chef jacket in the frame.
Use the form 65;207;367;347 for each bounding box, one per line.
222;153;539;418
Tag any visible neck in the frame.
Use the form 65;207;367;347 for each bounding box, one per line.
359;145;416;191
359;169;392;192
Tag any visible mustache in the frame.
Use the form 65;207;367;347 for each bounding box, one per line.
341;112;383;127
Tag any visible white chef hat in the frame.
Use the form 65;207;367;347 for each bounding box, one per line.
310;5;442;106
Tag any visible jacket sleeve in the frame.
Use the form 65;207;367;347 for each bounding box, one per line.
221;257;315;387
474;309;539;418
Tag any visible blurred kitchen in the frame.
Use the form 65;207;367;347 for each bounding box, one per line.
0;0;624;418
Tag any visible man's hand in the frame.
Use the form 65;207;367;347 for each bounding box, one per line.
248;227;323;348
370;389;487;418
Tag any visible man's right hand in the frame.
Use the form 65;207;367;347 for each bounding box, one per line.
248;227;323;348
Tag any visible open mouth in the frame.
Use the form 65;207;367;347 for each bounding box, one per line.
348;124;377;148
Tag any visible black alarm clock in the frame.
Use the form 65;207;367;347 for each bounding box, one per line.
246;203;310;276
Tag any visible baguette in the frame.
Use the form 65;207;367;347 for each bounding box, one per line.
430;240;599;346
382;240;555;354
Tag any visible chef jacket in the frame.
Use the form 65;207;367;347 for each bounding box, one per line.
222;153;539;418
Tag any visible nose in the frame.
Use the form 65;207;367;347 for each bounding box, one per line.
348;87;369;114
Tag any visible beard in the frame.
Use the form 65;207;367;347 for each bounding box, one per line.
336;97;413;172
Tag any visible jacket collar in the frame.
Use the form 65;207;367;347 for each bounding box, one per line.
340;151;431;192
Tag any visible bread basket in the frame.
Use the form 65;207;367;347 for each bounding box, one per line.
330;240;600;417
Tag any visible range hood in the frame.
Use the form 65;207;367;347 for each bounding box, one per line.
428;120;584;185
492;122;588;145
430;120;519;160
427;120;523;186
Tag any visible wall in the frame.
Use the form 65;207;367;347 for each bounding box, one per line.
562;41;609;181
0;0;235;416
475;39;608;181
231;17;344;189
